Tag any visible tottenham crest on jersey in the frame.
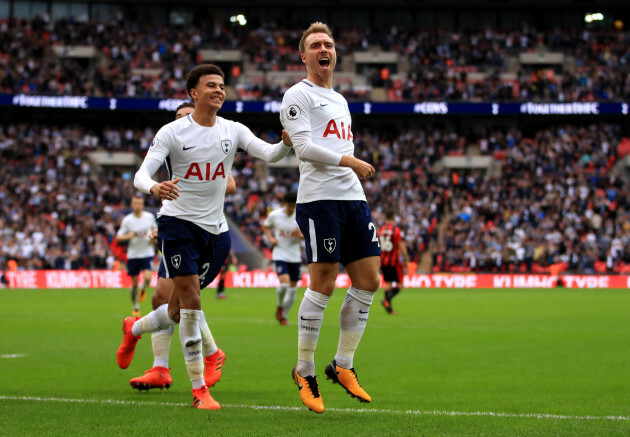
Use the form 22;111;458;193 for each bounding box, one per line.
323;238;336;254
171;254;181;269
221;139;233;154
286;105;301;120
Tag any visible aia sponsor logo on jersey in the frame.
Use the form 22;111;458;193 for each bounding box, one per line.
184;162;227;181
322;120;353;141
279;229;296;238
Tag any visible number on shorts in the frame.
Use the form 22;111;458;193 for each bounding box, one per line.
198;262;210;283
368;222;380;246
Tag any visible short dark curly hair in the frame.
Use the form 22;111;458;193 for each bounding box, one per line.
284;191;298;204
185;64;225;99
175;102;194;113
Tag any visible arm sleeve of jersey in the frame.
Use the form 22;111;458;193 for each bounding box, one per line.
291;132;343;166
134;158;162;194
117;218;128;236
134;127;172;194
280;86;342;166
244;137;291;163
263;214;273;227
237;122;291;163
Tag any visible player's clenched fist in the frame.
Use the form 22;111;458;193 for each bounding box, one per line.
340;155;375;179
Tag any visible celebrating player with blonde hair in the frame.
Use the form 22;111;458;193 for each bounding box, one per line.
281;22;381;414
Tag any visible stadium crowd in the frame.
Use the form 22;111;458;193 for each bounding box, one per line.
433;123;630;274
2;118;629;274
1;16;629;102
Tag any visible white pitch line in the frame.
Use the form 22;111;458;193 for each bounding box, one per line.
1;395;629;421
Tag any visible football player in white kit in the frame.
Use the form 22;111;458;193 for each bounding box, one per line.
262;191;303;325
117;64;293;410
280;22;381;414
116;193;157;317
125;102;233;392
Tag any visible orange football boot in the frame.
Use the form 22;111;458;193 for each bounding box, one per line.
129;367;172;391
116;316;141;369
204;348;226;387
275;307;287;325
292;366;324;414
191;385;221;410
325;359;371;403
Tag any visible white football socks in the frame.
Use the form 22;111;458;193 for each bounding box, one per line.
282;286;297;318
276;283;288;307
335;286;374;369
297;288;329;377
180;309;204;389
151;325;174;369
132;304;175;337
199;310;218;356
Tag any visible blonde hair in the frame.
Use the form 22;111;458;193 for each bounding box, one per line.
299;22;334;54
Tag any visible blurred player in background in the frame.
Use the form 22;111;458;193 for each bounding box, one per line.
280;22;381;414
119;64;292;409
214;248;237;299
126;102;233;392
378;210;409;314
261;191;303;325
116;193;157;317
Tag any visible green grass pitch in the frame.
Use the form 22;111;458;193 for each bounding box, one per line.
2;287;630;436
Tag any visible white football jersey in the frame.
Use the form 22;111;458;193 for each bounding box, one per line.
218;215;229;233
146;115;259;234
264;207;302;263
280;79;366;204
117;211;157;259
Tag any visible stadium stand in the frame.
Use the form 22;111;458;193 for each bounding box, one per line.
1;2;630;274
2;120;630;274
1;15;629;102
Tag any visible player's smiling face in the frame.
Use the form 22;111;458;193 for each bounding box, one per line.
302;32;336;80
191;74;226;111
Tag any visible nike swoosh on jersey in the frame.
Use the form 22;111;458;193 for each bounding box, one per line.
300;316;321;321
358;310;369;314
183;146;196;151
319;103;328;107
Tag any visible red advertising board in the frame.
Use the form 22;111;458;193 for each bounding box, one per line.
4;271;630;289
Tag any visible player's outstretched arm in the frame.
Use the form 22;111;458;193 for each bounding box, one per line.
281;130;293;147
244;130;293;163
